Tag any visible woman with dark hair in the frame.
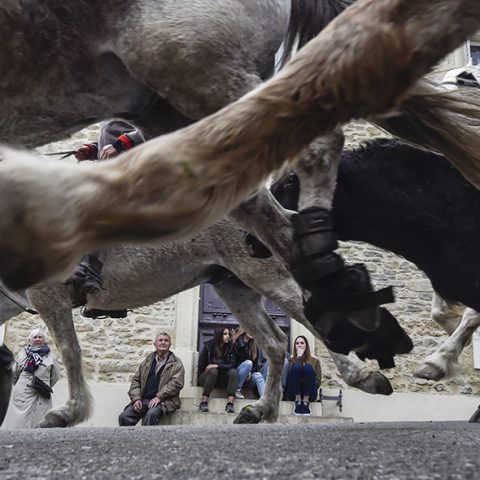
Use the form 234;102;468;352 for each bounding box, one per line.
197;327;239;413
284;335;322;416
232;328;267;399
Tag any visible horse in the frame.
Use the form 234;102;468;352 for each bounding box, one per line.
260;136;480;382
0;0;480;293
0;209;394;427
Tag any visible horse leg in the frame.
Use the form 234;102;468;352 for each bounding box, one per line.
228;187;294;264
27;286;93;427
414;307;480;381
211;278;287;424
431;291;465;336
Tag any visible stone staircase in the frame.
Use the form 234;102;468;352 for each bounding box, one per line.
159;387;353;425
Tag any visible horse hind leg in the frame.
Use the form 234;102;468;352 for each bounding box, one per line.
28;290;93;427
430;291;465;336
414;307;480;381
211;278;287;424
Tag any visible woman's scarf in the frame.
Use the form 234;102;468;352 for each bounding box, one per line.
23;345;51;373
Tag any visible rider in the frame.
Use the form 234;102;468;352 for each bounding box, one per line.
70;120;145;297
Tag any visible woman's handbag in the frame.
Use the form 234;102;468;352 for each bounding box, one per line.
29;375;53;399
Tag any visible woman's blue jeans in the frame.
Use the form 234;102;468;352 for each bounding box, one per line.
285;363;317;402
237;360;266;396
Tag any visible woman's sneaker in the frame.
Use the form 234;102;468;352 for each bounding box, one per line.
293;400;303;416
199;401;209;413
235;389;245;399
225;402;235;413
302;401;311;416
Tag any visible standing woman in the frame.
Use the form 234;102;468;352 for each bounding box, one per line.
284;335;322;416
198;327;238;413
3;328;59;429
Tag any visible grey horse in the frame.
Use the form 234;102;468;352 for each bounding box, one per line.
0;204;392;427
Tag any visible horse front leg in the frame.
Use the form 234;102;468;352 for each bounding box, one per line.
328;351;393;395
431;291;465;336
414;307;480;381
212;280;287;424
28;287;93;427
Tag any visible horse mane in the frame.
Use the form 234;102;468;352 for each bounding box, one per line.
279;0;355;67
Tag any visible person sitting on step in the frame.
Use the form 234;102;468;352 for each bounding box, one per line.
232;327;267;399
197;327;239;414
118;332;184;426
283;335;322;416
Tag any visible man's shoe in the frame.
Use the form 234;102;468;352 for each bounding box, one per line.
293;400;303;416
199;402;209;413
235;389;245;399
225;402;235;413
302;401;311;416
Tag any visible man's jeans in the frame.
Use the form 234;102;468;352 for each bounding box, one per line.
118;399;164;426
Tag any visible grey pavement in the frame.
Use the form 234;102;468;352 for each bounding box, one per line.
0;421;478;479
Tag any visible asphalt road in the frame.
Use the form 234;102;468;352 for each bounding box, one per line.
0;421;478;479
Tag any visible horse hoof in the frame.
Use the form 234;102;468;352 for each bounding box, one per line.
233;405;263;424
360;371;393;395
414;363;445;381
38;411;69;428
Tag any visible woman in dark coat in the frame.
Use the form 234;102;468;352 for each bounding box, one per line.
198;327;238;413
284;335;322;416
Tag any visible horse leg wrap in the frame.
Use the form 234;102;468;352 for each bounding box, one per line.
289;207;343;288
289;207;393;323
289;207;411;367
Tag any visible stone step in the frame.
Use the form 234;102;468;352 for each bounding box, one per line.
159;397;353;425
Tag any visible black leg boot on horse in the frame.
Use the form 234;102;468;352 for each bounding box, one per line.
289;207;413;368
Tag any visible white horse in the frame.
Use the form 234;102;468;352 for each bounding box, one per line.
0;208;393;427
0;0;480;291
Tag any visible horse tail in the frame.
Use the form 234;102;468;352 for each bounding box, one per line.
279;0;355;68
376;84;480;190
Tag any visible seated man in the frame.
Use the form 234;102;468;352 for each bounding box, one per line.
118;332;185;426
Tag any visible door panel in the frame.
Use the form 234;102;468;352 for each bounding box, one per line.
197;283;290;351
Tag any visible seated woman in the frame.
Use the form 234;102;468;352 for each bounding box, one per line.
197;327;239;413
232;328;267;399
283;335;322;416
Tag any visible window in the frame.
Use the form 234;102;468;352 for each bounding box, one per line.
470;43;480;65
